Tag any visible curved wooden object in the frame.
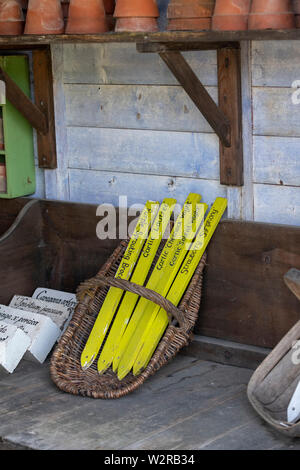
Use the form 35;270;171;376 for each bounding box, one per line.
284;269;300;302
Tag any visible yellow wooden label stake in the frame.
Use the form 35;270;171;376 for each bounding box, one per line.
133;197;228;376
80;200;159;370
112;193;202;374
97;198;177;374
116;197;207;380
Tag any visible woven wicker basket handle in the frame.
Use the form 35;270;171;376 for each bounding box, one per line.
78;275;188;331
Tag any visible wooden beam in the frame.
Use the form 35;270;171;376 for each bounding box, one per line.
218;47;244;186
0;30;299;47
183;335;270;370
32;48;57;169
137;41;239;53
0;66;47;135
158;50;231;148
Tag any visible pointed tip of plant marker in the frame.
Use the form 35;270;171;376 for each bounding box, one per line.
133;363;143;377
81;353;96;371
117;365;131;381
112;354;122;372
97;359;111;375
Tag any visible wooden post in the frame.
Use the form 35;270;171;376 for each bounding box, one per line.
32;48;57;169
218;47;244;186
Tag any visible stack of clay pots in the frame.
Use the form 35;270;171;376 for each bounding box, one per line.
0;0;25;35
167;0;215;31
212;0;251;30
24;0;64;34
211;0;297;31
1;0;300;35
114;0;159;32
248;0;296;30
62;0;115;31
66;0;109;33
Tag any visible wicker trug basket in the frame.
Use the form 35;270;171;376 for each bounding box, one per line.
50;238;207;399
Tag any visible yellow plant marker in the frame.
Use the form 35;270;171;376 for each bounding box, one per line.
116;198;207;380
133;197;228;376
112;193;202;374
97;198;177;374
80;200;159;370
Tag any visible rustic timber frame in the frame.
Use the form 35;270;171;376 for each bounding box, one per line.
137;42;243;186
0;28;299;180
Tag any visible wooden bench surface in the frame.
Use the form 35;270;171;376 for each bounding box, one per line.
0;354;299;450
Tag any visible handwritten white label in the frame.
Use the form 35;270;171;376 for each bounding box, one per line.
10;295;72;333
32;288;77;313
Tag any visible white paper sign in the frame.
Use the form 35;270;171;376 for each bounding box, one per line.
0;305;60;364
0;321;30;373
9;295;72;334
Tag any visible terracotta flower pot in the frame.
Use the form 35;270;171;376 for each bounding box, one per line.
0;0;24;35
114;0;159;18
168;17;211;30
114;0;159;32
167;0;215;30
25;0;64;34
168;0;215;18
66;0;108;34
0;162;6;193
249;0;296;30
212;0;251;31
116;17;158;31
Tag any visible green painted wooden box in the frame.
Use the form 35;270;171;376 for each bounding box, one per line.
0;55;35;199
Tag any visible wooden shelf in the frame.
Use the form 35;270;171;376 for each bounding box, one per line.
0;29;299;48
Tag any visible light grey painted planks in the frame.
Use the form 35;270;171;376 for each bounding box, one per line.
254;136;300;186
252;41;300;87
251;41;300;227
63;43;218;86
254;184;300;225
68;168;227;207
38;41;300;226
253;87;300;138
66;127;220;180
64;84;218;133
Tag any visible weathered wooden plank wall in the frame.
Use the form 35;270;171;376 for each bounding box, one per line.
252;40;300;225
32;40;300;226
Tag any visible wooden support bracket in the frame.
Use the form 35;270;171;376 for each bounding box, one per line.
137;42;244;186
0;66;48;135
0;47;57;169
159;50;231;148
